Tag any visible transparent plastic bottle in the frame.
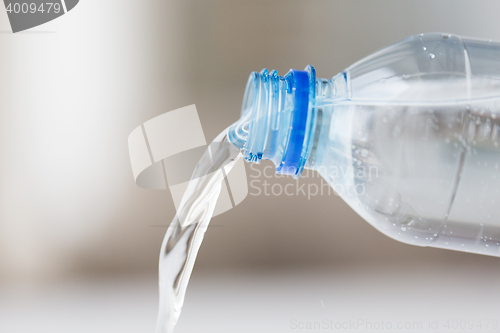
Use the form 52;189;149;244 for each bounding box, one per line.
228;33;500;256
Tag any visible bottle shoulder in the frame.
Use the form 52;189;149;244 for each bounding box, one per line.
320;33;500;103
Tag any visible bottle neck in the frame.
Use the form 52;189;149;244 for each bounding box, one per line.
228;66;348;178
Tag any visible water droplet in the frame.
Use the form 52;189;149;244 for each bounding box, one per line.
429;53;435;59
361;149;368;157
392;125;401;137
422;47;427;50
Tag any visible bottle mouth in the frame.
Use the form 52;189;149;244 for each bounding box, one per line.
228;65;316;178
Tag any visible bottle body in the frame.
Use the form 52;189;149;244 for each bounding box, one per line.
310;96;500;255
230;33;500;256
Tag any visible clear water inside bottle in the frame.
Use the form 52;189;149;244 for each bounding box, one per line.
310;89;500;256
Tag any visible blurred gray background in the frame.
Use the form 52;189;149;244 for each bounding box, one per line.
1;1;500;332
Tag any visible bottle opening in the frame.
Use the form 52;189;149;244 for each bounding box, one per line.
228;65;317;178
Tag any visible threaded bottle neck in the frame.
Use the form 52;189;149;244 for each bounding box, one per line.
228;66;317;178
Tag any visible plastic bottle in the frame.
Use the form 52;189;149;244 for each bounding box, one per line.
228;33;500;257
